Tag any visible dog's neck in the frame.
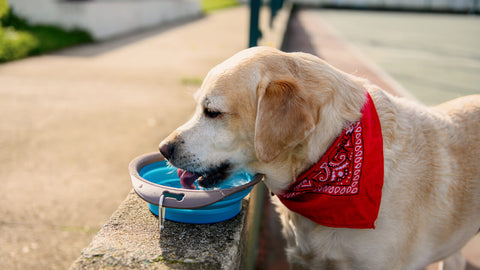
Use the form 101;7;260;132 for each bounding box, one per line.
274;92;384;229
259;89;367;194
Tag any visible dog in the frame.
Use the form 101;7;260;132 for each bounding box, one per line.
159;46;480;270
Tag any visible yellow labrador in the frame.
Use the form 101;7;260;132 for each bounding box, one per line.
159;47;480;270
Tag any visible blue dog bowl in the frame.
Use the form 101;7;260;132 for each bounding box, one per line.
129;153;262;224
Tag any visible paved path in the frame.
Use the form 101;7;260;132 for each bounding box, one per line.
0;7;249;270
311;9;480;105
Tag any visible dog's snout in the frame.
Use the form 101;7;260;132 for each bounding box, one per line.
159;142;175;160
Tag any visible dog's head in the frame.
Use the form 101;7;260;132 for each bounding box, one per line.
159;47;365;191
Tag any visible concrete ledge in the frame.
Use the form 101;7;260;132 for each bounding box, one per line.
70;190;251;269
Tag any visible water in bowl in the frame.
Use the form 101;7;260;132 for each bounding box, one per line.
139;161;254;224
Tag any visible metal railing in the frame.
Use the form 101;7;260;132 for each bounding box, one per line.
249;0;285;47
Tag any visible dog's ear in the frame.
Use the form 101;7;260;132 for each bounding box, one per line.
255;79;315;163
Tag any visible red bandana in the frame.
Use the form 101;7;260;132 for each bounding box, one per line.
277;93;383;229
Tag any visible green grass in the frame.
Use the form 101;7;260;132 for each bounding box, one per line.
0;27;38;62
201;0;240;13
180;76;203;86
0;0;93;63
0;0;7;18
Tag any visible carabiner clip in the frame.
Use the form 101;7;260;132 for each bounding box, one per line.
158;194;166;231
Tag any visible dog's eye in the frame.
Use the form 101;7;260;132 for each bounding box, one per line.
204;108;222;119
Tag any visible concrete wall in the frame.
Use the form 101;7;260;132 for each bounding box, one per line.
293;0;479;12
8;0;201;40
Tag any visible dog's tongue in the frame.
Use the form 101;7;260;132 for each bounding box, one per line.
177;169;199;189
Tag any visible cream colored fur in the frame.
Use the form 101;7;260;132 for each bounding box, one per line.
159;47;480;270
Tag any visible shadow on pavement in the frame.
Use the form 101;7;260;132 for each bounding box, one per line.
467;262;480;270
53;16;203;58
281;8;317;56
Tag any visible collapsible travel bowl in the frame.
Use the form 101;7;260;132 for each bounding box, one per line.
129;153;263;224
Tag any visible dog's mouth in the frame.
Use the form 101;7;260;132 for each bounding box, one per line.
177;162;232;189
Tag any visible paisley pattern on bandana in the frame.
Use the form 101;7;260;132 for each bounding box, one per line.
282;121;363;198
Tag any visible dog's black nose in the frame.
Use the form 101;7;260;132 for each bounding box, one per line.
159;142;175;160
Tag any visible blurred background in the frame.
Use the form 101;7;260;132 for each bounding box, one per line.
1;0;479;269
